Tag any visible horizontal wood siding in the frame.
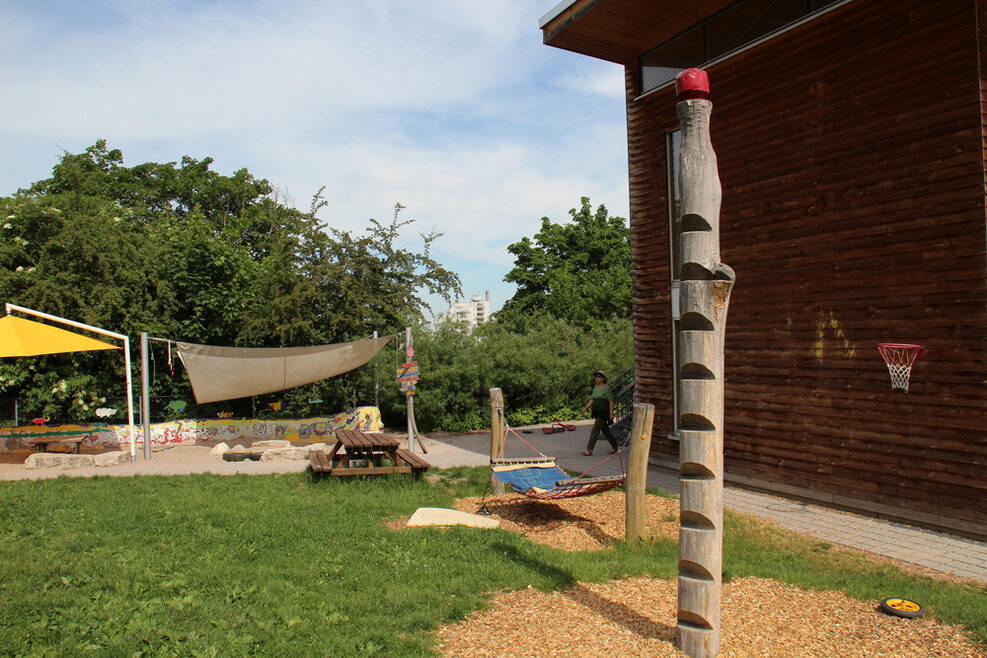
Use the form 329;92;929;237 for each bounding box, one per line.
626;0;987;538
980;0;987;208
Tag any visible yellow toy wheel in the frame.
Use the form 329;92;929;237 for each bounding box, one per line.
880;597;924;619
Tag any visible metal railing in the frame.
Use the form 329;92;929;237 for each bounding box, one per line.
608;366;635;442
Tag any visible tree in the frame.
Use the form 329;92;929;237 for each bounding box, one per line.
374;314;634;432
0;143;461;421
498;197;631;328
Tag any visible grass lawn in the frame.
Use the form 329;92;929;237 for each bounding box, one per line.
0;467;984;656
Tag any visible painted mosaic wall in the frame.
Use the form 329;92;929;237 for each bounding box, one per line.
0;406;382;452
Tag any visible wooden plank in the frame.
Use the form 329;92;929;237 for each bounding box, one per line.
394;448;430;470
308;450;332;474
364;432;398;449
334;430;362;448
329;466;413;477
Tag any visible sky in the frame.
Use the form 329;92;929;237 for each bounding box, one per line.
0;0;630;318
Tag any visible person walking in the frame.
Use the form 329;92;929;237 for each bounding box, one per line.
580;370;618;455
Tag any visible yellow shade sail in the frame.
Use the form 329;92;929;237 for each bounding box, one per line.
0;315;120;357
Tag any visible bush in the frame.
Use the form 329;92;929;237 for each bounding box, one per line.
377;316;633;433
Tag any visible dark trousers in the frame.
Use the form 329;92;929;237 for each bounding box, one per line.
586;417;618;453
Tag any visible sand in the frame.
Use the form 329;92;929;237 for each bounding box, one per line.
0;444;311;481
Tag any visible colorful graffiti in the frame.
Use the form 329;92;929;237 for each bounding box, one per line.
814;311;856;359
0;406;383;451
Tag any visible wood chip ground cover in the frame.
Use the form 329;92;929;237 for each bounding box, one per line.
403;491;985;657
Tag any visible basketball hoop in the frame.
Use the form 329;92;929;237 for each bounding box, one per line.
877;343;924;392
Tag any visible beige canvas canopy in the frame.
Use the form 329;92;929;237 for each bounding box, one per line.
175;335;396;404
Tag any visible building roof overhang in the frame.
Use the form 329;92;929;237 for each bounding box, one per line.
539;0;737;65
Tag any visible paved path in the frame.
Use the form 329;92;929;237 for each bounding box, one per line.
424;423;987;585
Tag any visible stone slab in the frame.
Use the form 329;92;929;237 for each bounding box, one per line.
260;443;329;461
93;451;130;467
25;453;95;470
253;440;292;448
407;507;500;529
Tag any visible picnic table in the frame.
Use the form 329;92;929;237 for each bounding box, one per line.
22;435;86;453
309;429;429;478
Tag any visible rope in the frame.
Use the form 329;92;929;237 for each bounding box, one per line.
497;421;624;479
501;422;548;459
574;447;625;480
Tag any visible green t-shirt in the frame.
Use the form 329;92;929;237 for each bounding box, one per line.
589;384;613;419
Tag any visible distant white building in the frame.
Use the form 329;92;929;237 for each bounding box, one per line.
443;291;490;332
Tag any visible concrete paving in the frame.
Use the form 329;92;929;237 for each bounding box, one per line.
420;422;987;585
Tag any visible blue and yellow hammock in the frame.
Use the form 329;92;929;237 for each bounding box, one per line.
490;427;626;500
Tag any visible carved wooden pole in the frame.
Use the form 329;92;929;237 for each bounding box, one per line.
489;388;505;494
674;68;735;658
625;402;655;542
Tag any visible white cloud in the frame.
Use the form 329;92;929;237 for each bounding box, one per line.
1;0;631;313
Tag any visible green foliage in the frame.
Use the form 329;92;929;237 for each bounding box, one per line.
375;315;633;432
0;143;461;421
498;196;631;329
0;472;983;655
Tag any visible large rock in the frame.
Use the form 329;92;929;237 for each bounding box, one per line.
407;507;500;529
260;443;329;461
93;451;130;467
210;442;230;456
25;453;95;470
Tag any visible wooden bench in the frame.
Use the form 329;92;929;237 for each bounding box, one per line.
23;436;86;453
308;431;430;479
309;449;332;474
394;448;430;475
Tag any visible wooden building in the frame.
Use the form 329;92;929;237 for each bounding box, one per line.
541;0;987;539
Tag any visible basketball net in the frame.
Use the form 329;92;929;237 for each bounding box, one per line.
878;343;924;393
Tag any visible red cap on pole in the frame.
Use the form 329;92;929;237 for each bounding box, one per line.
675;68;710;101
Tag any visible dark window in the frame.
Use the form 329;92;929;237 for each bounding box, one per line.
640;0;846;94
667;130;682;281
706;0;806;60
668;129;682;435
642;28;704;92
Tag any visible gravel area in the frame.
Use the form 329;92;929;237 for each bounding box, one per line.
435;577;984;657
453;490;679;551
424;491;986;657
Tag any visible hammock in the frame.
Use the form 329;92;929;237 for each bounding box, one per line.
490;428;625;500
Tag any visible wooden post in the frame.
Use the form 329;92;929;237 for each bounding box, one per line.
674;68;735;658
625;402;655;542
489;387;505;494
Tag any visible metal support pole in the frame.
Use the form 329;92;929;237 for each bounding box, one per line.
122;336;136;462
405;327;415;454
141;332;151;460
5;303;137;462
373;330;380;408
